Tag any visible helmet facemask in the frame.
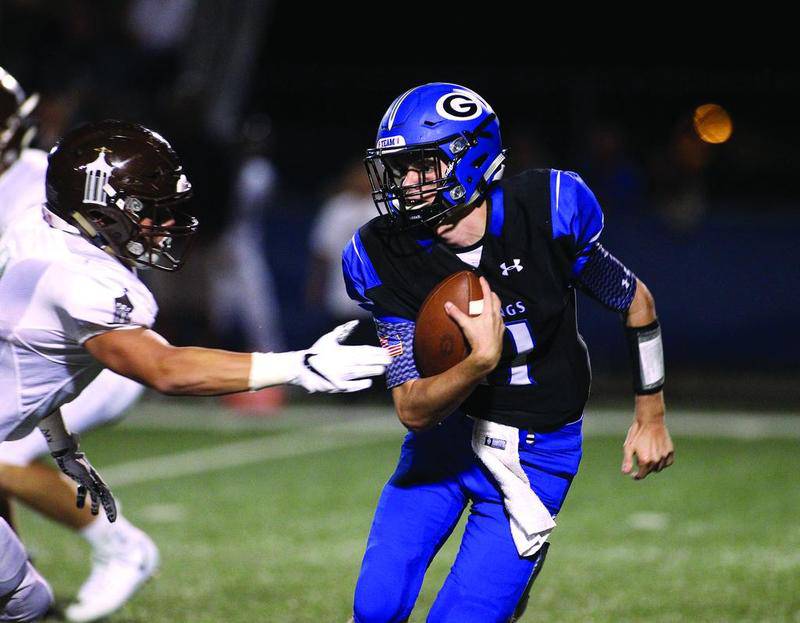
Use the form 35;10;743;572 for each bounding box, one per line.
365;143;465;229
73;176;198;272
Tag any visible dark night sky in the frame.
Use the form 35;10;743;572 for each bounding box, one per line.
252;9;800;202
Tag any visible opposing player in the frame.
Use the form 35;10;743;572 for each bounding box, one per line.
343;83;674;622
0;113;390;621
0;66;162;622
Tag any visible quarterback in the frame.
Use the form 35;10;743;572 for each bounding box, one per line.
0;76;390;621
343;83;674;622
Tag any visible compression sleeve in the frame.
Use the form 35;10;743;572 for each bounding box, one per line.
374;318;420;388
575;242;638;313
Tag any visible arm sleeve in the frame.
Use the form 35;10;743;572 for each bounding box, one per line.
575;242;638;313
549;170;605;276
374;318;420;388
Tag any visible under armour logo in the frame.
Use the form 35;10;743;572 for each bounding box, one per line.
500;259;523;276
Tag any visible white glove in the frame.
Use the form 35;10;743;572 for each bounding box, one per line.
248;321;392;393
294;321;392;393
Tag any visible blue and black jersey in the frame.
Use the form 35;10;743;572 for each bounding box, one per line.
343;169;637;431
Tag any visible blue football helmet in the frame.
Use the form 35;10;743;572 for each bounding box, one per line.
365;82;505;228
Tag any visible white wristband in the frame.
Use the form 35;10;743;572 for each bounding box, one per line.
37;411;73;454
248;351;305;391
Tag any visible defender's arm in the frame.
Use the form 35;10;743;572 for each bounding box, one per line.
85;328;253;395
85;323;390;396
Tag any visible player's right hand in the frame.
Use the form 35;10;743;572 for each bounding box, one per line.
51;433;118;522
294;321;392;393
444;277;504;375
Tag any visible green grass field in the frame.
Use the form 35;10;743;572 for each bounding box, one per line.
15;400;800;622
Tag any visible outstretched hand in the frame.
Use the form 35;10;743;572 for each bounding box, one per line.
297;321;392;393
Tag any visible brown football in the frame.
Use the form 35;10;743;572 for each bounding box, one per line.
414;271;483;377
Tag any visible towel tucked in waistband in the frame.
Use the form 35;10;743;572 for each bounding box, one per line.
470;418;555;557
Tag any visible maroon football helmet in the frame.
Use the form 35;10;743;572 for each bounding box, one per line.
46;120;198;271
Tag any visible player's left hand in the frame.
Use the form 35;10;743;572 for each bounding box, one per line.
621;393;674;480
51;433;118;522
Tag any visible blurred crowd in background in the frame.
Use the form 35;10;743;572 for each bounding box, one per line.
1;0;797;409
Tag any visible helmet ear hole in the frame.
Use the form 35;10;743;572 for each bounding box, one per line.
472;154;488;169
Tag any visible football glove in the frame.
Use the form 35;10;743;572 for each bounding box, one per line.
51;433;118;522
294;320;391;393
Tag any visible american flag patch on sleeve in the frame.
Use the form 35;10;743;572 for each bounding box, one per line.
373;318;419;388
379;333;404;358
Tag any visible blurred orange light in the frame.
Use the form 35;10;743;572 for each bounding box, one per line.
693;103;733;144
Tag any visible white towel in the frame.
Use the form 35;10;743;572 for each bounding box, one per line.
471;418;556;557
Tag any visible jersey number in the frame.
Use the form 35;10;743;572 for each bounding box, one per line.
491;319;537;385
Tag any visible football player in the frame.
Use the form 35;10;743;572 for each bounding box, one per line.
343;83;674;622
0;80;390;622
0;66;160;623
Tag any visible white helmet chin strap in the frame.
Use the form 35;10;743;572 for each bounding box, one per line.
464;151;507;206
485;151;506;182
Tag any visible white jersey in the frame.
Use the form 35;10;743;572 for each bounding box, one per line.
0;149;49;238
0;150;157;442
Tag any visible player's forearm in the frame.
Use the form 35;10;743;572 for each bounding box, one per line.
393;355;490;432
625;279;656;327
150;348;312;395
625;278;666;420
146;346;255;395
634;391;666;422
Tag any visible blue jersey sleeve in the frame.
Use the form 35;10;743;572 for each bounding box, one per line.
549;170;605;276
342;231;382;315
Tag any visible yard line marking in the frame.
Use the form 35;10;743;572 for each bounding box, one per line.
627;512;670;531
139;503;187;523
103;418;401;487
121;404;800;439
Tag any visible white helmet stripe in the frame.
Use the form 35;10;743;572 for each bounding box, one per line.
387;87;416;131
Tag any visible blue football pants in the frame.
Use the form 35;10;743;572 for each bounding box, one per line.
353;412;583;623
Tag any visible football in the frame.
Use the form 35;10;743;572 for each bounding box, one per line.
414;271;483;377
